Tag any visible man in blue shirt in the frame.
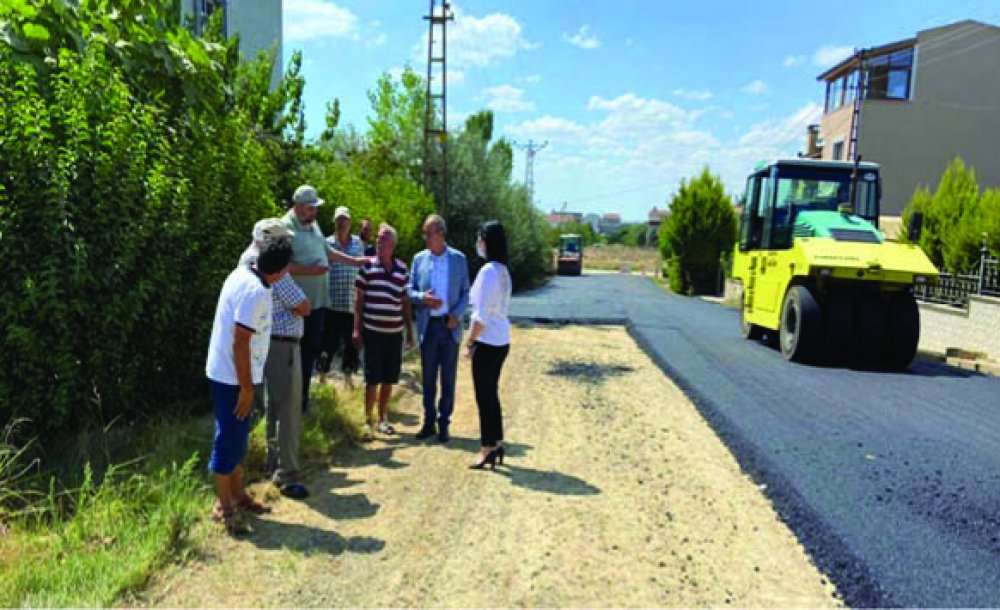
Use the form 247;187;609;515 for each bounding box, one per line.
408;214;470;443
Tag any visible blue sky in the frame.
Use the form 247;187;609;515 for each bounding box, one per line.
282;0;1000;222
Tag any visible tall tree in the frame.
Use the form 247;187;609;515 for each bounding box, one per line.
365;65;426;182
659;168;737;294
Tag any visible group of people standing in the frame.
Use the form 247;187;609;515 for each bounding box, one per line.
204;184;512;534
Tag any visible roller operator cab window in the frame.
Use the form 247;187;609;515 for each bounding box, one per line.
770;167;880;241
742;166;880;251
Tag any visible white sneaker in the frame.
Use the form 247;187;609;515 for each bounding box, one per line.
377;420;396;435
361;424;375;442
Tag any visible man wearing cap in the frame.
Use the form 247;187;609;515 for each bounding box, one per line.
318;206;366;388
282;185;365;413
240;219;312;500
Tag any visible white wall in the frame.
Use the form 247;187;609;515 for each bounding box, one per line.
919;296;1000;359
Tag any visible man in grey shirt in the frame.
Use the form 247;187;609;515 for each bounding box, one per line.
281;185;365;413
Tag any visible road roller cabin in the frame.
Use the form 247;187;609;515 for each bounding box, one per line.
557;234;583;276
732;159;938;369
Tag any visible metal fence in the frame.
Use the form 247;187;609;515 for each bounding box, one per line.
914;250;999;308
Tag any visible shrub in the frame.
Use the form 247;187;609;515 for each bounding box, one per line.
0;4;283;442
900;157;998;272
658;168;737;294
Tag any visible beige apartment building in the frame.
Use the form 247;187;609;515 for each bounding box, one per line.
807;20;1000;222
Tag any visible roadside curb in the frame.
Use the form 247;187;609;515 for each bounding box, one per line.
944;357;1000;376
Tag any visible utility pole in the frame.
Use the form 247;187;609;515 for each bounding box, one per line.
423;0;454;214
847;48;867;162
514;140;548;205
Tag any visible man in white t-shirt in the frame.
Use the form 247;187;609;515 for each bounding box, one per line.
205;232;293;535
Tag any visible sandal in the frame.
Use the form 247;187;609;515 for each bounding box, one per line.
237;495;272;515
212;504;249;536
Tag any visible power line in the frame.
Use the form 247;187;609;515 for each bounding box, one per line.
422;0;454;214
513;140;548;204
559;180;670;206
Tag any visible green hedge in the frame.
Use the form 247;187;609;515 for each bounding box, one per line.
0;5;278;443
0;5;553;449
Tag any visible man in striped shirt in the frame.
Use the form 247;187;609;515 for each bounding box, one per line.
353;223;414;440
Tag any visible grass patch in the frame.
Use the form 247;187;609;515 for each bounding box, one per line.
0;380;363;606
583;244;661;274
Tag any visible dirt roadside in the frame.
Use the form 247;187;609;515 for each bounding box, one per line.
140;325;840;607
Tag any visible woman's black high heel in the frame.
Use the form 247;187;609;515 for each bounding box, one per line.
469;448;499;471
495;446;505;465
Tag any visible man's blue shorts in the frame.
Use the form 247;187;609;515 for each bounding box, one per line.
208;380;250;475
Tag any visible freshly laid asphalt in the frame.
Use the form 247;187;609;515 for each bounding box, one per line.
510;273;1000;608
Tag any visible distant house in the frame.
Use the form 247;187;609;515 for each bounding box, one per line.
546;210;583;227
807;19;1000;220
646;206;669;244
647;206;668;230
598;213;622;235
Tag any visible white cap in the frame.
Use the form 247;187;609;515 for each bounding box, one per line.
252;217;293;247
334;206;351;221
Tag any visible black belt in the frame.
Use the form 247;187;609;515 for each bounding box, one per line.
272;335;300;344
428;316;447;324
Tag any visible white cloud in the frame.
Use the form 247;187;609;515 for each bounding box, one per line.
506;115;587;141
741;80;769;95
672;88;714;101
505;94;823;214
564;25;601;49
284;0;358;42
415;7;537;72
737;103;822;149
482;84;535;113
783;54;807;67
813;45;854;67
521;74;542;84
366;33;387;48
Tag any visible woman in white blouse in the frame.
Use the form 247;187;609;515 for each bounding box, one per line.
466;221;512;470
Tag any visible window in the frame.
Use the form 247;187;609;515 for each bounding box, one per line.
825;78;843;113
767;179;795;249
740;174;769;251
831;141;844;161
759;174;781;248
770;166;881;225
866;48;912;100
844;70;858;106
193;0;227;36
739;177;755;251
